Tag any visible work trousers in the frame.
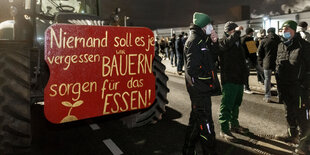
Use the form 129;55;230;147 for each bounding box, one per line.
219;83;243;132
278;84;310;151
183;93;216;155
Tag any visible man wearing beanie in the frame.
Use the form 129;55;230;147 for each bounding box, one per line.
183;12;220;155
275;20;310;154
257;27;281;103
241;27;264;95
218;21;249;142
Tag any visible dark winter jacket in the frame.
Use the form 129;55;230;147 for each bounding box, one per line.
184;24;221;96
177;36;184;54
170;37;176;52
155;41;159;54
219;31;247;85
257;33;281;70
276;33;310;87
241;35;257;64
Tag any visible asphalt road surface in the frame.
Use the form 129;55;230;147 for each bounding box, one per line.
29;73;295;155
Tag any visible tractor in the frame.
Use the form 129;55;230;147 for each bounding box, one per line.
0;0;169;154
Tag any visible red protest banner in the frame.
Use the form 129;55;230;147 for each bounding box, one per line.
44;24;156;124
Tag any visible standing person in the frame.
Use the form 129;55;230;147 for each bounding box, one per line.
255;29;267;84
275;20;310;155
257;27;281;103
255;29;267;47
241;28;263;94
160;37;167;59
165;37;170;60
218;21;249;142
155;37;160;55
183;12;220;155
297;21;310;42
177;34;184;75
183;33;188;45
170;34;177;67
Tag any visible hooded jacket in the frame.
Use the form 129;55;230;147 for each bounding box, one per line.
218;31;247;85
257;33;281;70
184;24;221;95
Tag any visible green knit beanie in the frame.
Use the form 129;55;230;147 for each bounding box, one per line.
193;12;211;28
282;20;297;31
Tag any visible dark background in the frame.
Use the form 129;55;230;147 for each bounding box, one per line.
91;0;310;28
1;0;310;29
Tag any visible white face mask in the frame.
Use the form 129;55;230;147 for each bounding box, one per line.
205;24;213;35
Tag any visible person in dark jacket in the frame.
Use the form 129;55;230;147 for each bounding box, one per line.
257;27;281;103
160;37;168;59
183;12;221;155
177;34;184;75
255;29;267;84
155;37;160;55
218;21;249;142
255;29;267;47
170;34;177;66
275;20;310;155
241;28;264;94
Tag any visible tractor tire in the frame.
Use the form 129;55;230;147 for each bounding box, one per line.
122;53;170;128
0;41;31;154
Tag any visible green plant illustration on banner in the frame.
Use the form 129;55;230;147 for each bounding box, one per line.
60;100;84;123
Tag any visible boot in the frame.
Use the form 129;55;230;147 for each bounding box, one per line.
275;128;299;144
231;125;250;135
296;135;310;155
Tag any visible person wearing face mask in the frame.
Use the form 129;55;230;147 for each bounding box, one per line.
257;28;281;103
183;12;221;155
218;21;249;142
275;20;310;155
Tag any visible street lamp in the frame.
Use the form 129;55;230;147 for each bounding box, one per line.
124;16;130;27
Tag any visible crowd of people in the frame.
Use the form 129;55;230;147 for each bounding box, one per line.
155;32;188;75
178;12;310;155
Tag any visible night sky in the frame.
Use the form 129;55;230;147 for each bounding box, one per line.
99;0;310;29
1;0;310;29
